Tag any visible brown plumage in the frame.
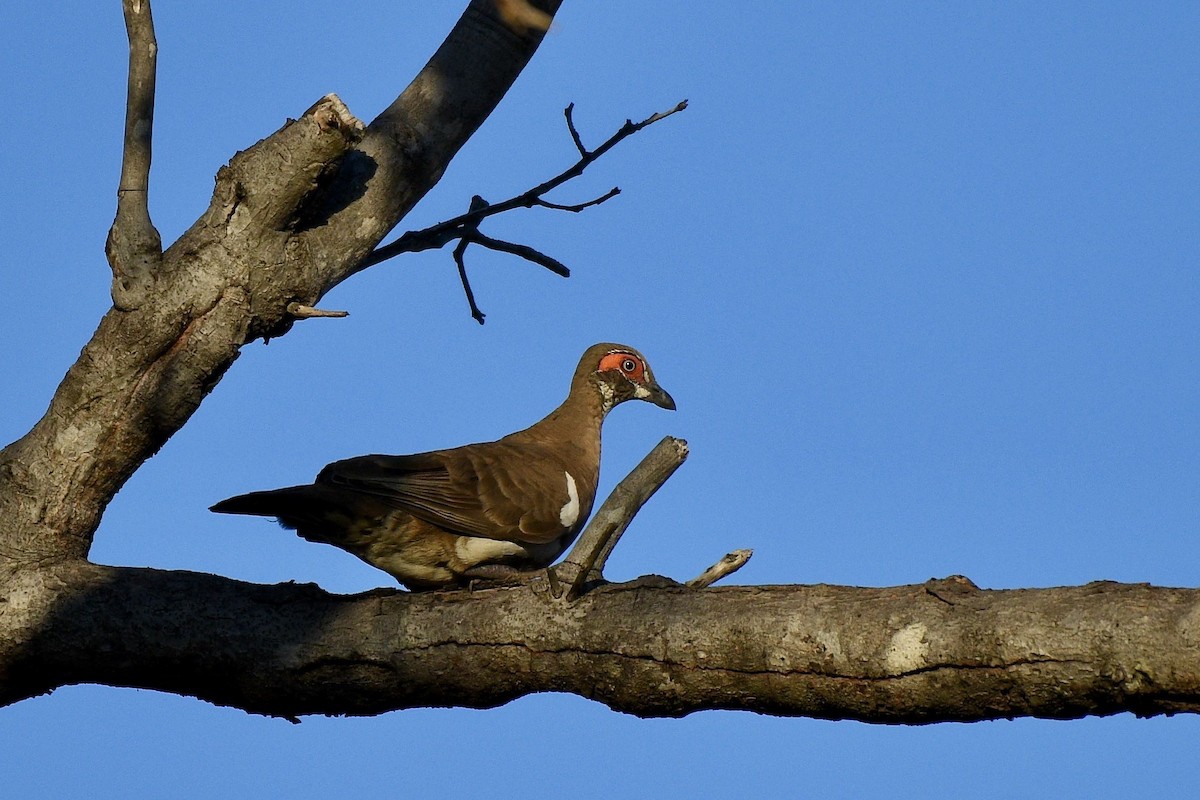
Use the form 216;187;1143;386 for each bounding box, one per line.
210;343;675;590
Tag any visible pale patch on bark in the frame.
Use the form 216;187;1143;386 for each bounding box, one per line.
54;421;102;456
885;622;929;674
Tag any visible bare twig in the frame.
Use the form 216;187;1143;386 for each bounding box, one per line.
453;238;486;324
286;303;349;319
467;232;570;276
536;186;621;213
564;102;588;156
687;549;753;588
552;436;689;599
105;0;163;310
353;101;687;321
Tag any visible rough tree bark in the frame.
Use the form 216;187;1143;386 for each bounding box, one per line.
2;2;1198;722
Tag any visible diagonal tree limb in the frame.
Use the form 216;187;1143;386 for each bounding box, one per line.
298;0;568;293
552;436;690;599
495;0;554;32
105;0;163;311
0;0;564;563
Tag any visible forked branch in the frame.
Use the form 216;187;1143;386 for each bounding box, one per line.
356;101;688;322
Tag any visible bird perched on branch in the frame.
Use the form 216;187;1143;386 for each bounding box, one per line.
211;343;675;590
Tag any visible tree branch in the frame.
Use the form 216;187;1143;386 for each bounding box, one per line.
438;194;571;324
8;1;1186;734
453;236;486;324
359;100;686;272
0;95;364;564
467;231;570;276
536;186;621;213
687;549;753;588
105;0;163;311
299;0;567;292
6;563;1200;723
0;1;563;563
553;436;690;598
286;303;349;320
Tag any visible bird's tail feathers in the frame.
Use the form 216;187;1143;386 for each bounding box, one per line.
209;485;349;530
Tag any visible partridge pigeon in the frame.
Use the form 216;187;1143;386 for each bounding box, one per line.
211;342;675;589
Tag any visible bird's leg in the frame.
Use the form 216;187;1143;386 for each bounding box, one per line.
461;563;564;592
461;564;524;590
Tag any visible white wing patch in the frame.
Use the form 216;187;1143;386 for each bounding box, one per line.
559;471;580;527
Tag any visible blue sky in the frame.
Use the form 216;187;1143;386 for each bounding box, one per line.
3;2;1200;797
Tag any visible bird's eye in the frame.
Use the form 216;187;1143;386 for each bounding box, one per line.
597;351;645;379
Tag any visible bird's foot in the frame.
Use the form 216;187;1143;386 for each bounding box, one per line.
462;564;535;591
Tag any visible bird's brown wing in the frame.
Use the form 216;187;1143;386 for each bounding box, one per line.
316;443;573;545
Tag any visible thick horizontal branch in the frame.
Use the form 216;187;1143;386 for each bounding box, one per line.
5;563;1200;723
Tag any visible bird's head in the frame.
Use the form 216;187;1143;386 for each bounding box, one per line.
577;342;676;414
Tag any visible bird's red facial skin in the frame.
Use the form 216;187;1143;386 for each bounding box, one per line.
598;352;646;383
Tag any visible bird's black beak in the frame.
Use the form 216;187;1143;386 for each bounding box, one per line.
646;382;676;411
